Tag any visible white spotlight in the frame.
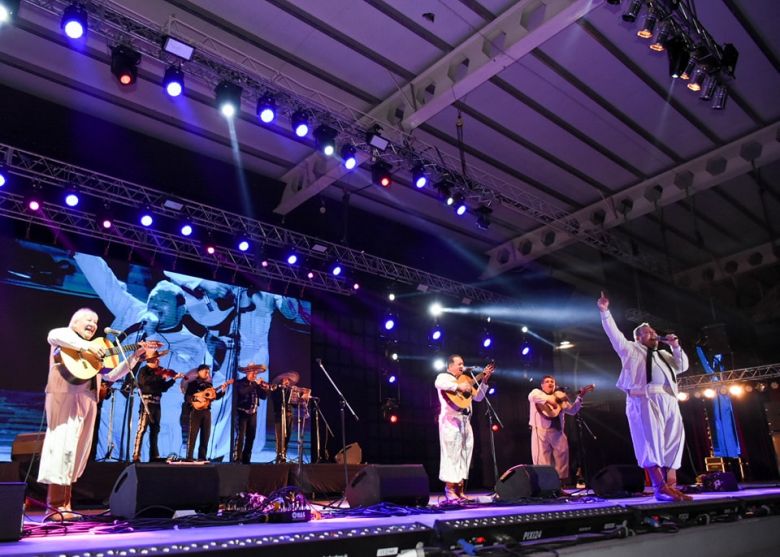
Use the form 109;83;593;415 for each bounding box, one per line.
429;302;443;317
433;358;445;371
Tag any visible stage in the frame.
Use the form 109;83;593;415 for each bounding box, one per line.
2;480;779;556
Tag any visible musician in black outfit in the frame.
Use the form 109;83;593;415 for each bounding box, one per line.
132;350;183;462
185;364;228;461
233;364;268;464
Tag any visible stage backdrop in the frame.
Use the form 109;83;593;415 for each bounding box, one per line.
0;238;311;463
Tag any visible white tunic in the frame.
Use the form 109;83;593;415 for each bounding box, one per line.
38;327;137;485
528;388;582;479
435;372;488;483
600;309;688;469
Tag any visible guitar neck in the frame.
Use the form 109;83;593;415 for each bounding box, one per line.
105;342;143;357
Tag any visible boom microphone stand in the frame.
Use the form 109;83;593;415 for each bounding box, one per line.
316;358;359;504
477;380;504;488
311;397;334;463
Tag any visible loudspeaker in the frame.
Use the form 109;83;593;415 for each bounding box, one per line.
700;471;739;492
335;442;362;465
494;465;560;500
591;465;645;498
345;464;429;507
0;483;25;541
109;463;219;518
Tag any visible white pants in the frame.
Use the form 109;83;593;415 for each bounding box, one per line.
626;392;684;469
531;426;570;480
38;392;97;485
438;412;473;483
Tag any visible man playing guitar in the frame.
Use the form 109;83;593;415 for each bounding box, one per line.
528;375;593;485
184;364;232;461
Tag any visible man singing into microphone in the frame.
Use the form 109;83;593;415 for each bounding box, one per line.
598;291;691;501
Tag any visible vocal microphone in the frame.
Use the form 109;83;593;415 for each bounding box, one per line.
104;327;125;336
315;358;322;364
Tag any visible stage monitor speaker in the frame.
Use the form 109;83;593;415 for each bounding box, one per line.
494;465;560;500
335;442;362;465
591;465;645;498
109;463;219;518
0;483;25;541
345;464;429;507
699;471;739;492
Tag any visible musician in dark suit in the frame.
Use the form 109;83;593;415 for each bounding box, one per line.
185;364;228;461
233;364;269;464
528;375;582;484
132;349;183;462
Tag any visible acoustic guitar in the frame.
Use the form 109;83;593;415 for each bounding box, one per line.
443;364;495;410
56;339;162;385
539;384;595;419
191;379;235;410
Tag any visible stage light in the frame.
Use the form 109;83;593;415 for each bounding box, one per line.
291;110;309;137
520;341;532;357
429;302;443;317
700;76;718;101
412;164;427;188
286;252;298;265
451;193;467;216
367;125;389;151
314;125;337;156
352;282;360;290
677;392;690;402
383;313;396;331
430;324;443;342
703;388;716;399
382;398;400;423
61;3;88;40
475;206;492;230
110;45;141;86
435;179;452;202
666;37;690;79
649;21;672;52
390;352;398;361
163;65;184;97
433;358;445;371
687;67;706;92
387;292;396;301
521;326;529;333
711;85;729;110
162;36;194;61
371;160;392;187
307;271;314;279
482;332;493;349
622;0;642;22
341;144;357;170
728;384;744;397
558;340;573;349
491;423;501;432
180;221;193;237
237;237;250;251
95;207;112;229
256;94;276;123
140;213;153;227
330;262;343;276
27;198;41;212
387;374;397;384
215;80;242;118
64;189;79;207
637;11;656;39
205;244;216;255
680;58;696;81
0;167;6;187
0;1;21;24
488;386;496;395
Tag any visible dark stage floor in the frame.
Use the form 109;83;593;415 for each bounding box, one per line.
2;484;780;556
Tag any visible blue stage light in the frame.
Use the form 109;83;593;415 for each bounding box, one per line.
163;65;184;97
256;94;276;123
291;110;309;137
61;3;87;39
64;192;79;207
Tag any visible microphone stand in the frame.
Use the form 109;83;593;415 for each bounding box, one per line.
102;386;117;461
316;359;359;504
478;382;504;488
111;331;151;463
311;397;334;463
574;411;597;490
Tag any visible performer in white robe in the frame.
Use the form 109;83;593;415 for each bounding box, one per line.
38;308;144;517
528;375;582;483
598;291;691;502
435;355;493;501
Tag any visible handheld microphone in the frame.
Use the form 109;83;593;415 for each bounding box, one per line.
315;358;322;364
104;327;124;336
658;335;674;342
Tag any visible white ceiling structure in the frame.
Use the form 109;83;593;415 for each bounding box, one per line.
1;0;779;307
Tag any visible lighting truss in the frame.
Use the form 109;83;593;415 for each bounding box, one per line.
0;142;504;302
677;363;780;392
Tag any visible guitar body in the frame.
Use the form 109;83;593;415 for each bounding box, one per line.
443;373;485;410
57;337;115;384
539;384;595;419
192;387;217;410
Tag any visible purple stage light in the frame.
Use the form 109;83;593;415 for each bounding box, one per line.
28;199;40;211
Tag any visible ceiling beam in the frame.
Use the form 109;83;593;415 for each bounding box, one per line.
674;240;779;290
274;0;603;215
482;122;780;279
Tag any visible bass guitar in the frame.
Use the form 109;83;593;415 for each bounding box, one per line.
191;379;235;410
56;339;162;385
539;384;595;419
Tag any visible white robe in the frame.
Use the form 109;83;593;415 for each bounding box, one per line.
435;372;488;483
528;388;582;479
600;309;688;469
38;327;138;485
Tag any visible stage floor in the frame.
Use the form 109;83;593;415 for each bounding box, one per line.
3;484;780;556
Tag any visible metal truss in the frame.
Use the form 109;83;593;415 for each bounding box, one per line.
1;143;504;302
0;190;354;295
678;363;780;391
